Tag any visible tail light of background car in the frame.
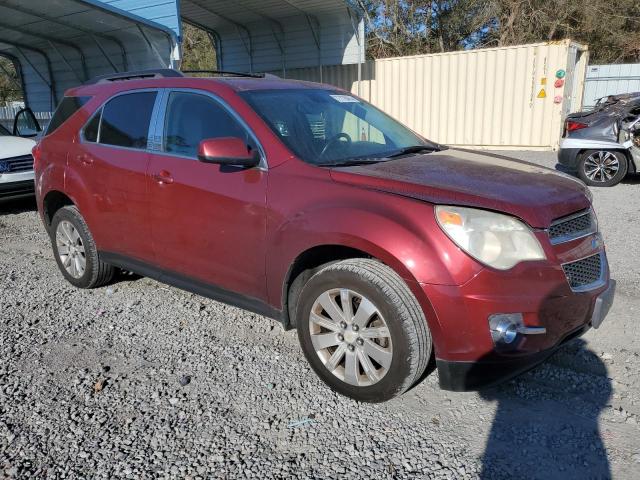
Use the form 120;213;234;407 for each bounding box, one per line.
565;120;588;134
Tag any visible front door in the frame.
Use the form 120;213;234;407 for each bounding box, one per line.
147;90;268;301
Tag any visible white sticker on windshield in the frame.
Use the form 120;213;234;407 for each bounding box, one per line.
330;94;360;103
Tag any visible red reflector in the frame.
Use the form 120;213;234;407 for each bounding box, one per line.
566;120;587;132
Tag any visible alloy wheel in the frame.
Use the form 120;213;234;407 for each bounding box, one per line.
55;220;86;279
583;151;619;183
309;288;393;387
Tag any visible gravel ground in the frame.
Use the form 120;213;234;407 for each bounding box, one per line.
1;151;639;479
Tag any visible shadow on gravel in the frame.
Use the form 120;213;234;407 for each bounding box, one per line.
477;338;611;480
0;196;37;215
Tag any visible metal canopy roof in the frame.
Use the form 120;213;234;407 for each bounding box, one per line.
0;0;177;113
180;0;364;74
0;0;362;113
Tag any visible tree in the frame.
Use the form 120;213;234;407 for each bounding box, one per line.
486;0;640;63
356;0;494;58
355;0;640;63
0;57;22;104
180;23;217;70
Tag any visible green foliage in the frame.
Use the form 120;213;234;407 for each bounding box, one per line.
180;23;217;71
356;0;640;63
0;57;22;104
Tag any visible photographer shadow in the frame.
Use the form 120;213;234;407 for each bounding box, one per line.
477;338;611;479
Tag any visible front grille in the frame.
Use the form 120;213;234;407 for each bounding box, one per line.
0;154;34;173
562;253;603;290
549;209;596;244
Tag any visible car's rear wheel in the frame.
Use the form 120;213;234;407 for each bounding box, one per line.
578;150;627;187
51;206;114;288
296;259;431;402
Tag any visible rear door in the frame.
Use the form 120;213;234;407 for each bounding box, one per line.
70;90;158;261
147;89;268;301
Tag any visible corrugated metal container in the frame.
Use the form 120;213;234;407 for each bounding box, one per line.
583;63;640;109
282;40;588;150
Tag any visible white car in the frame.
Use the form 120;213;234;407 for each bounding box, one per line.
0;109;40;200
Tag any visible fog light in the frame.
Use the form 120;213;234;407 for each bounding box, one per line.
489;313;522;344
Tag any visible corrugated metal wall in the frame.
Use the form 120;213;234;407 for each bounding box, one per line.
209;14;363;73
282;40;588;150
583;63;640;109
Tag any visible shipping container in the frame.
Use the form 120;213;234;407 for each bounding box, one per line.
281;40;588;150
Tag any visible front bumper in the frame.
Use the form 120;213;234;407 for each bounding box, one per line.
419;244;613;391
437;280;614;390
0;171;35;200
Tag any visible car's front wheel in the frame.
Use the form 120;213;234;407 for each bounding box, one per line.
50;206;115;288
578;149;627;187
296;259;431;402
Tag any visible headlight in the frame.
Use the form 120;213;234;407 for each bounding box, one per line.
435;206;546;270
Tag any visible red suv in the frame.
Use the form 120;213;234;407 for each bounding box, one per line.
34;69;614;402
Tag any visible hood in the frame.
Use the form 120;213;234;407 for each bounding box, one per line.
329;148;591;228
0;136;36;159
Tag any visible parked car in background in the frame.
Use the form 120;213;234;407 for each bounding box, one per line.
35;69;613;402
0;109;40;200
558;92;640;187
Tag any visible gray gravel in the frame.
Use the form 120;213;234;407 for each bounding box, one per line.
1;151;639;479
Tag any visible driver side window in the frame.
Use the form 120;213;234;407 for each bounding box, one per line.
163;92;251;159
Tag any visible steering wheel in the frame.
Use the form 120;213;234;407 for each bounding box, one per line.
318;133;352;161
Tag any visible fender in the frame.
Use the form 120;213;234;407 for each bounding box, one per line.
266;198;484;309
36;162;64;227
265;200;483;355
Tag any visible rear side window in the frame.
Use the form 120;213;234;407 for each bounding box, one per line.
46;96;91;135
99;92;157;149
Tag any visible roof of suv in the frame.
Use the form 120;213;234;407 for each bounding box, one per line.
66;72;337;98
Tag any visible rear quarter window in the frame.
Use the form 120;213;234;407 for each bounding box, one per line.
46;96;91;136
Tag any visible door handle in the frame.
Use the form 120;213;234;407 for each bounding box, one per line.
152;170;174;184
78;154;93;165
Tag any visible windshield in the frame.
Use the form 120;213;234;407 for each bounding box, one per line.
240;89;438;166
0;123;10;136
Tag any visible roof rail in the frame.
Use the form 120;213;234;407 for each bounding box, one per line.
181;70;279;79
84;69;184;85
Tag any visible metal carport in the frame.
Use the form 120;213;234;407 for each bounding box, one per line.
0;0;363;114
0;0;178;113
178;0;364;77
102;0;364;77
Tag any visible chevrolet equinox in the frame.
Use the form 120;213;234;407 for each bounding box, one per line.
34;69;614;402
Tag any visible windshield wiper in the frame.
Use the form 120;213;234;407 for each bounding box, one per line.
317;158;387;167
387;145;439;158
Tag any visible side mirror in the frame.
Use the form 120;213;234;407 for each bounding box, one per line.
13;108;41;138
197;137;260;167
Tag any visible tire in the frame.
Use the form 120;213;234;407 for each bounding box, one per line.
577;150;627;187
296;259;431;402
50;206;114;288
